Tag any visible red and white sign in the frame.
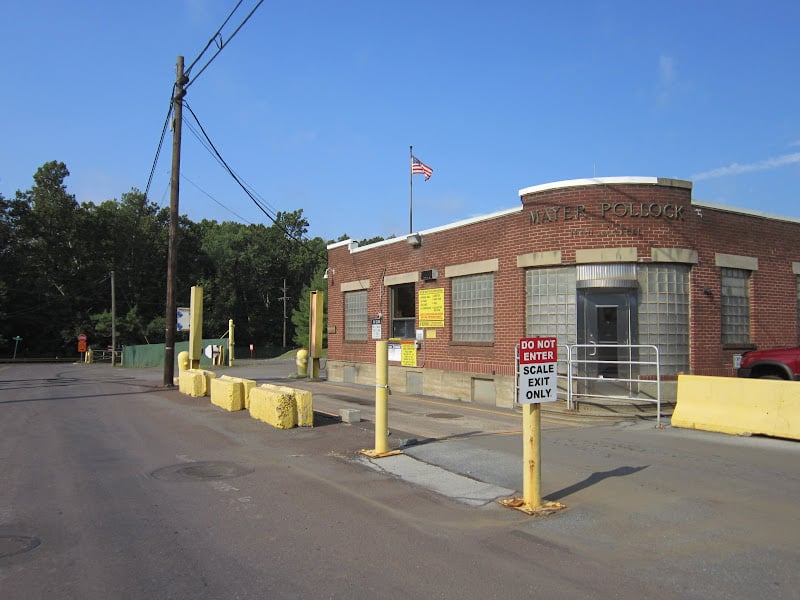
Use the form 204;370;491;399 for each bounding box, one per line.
518;337;558;404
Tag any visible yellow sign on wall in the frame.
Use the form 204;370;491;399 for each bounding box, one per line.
401;340;417;367
418;287;445;328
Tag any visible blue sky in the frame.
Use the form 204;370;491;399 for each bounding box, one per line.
2;1;799;242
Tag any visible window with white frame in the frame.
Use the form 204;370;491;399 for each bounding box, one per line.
344;290;368;340
452;272;494;342
721;267;750;345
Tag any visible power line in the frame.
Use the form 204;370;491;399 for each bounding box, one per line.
181;172;253;224
185;0;266;91
182;116;280;217
185;0;244;77
181;101;327;261
144;87;175;200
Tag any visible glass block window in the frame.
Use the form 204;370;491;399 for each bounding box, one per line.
638;264;690;375
525;267;576;374
721;267;750;345
452;273;494;342
344;290;367;341
525;267;577;343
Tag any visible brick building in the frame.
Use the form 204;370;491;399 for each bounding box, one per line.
325;177;800;407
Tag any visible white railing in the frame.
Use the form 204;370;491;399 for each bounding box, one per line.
516;343;662;426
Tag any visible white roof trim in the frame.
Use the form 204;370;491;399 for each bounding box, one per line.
519;176;659;197
351;206;522;253
326;238;353;250
693;200;800;225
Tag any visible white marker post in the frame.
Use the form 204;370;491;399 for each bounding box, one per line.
515;337;562;513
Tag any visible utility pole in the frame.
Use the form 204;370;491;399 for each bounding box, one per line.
164;55;187;386
280;278;289;349
110;270;117;366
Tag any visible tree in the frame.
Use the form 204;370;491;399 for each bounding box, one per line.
6;161;82;353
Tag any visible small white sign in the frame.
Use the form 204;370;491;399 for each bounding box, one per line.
177;307;191;331
518;337;558;404
371;318;382;340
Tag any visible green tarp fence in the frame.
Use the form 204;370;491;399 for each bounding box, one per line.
122;339;227;368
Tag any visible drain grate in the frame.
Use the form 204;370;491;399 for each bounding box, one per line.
0;535;40;559
151;461;254;482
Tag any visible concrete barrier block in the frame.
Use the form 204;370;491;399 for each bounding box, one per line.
178;369;209;397
178;370;193;395
293;388;314;427
339;408;361;423
210;376;244;412
672;375;800;440
249;385;297;429
242;378;257;410
199;369;217;396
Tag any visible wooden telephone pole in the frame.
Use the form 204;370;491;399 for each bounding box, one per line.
163;56;187;386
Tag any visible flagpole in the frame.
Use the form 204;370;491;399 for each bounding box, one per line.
409;145;413;234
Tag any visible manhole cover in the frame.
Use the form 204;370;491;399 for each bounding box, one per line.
426;413;463;420
151;461;254;482
0;536;40;559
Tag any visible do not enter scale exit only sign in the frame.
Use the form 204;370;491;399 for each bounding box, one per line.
518;337;558;404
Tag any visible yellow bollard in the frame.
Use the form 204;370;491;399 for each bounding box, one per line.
177;350;190;372
374;340;389;454
522;403;541;507
296;348;308;377
359;341;401;459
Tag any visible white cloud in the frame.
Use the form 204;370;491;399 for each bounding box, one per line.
692;152;800;181
659;55;676;86
654;54;677;109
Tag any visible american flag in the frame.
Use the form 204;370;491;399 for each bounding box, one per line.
411;155;433;180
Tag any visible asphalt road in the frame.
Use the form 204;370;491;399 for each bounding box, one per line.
1;361;798;599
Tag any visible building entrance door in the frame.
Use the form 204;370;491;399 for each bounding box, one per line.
577;290;637;395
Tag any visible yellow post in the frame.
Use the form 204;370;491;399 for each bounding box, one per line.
189;285;203;369
522;403;542;508
228;319;235;366
375;340;389;454
309;290;324;378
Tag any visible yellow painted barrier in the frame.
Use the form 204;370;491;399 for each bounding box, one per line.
209;375;257;412
246;383;314;429
210;376;245;412
260;384;313;427
672;375;800;440
178;369;217;397
249;385;297;429
242;378;257;410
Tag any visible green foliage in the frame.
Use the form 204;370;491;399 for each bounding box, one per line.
0;161;328;357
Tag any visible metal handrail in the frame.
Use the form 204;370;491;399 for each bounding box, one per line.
566;344;661;426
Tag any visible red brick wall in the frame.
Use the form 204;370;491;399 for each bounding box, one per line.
327;181;800;378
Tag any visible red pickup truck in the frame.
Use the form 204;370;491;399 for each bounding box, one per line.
737;346;800;380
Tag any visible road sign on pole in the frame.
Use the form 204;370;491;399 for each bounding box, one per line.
518;337;558;404
501;337;566;516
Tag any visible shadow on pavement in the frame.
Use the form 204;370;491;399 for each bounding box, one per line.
546;465;649;501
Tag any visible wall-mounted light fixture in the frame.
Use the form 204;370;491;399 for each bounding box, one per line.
323;267;335;280
703;287;713;297
407;233;422;247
